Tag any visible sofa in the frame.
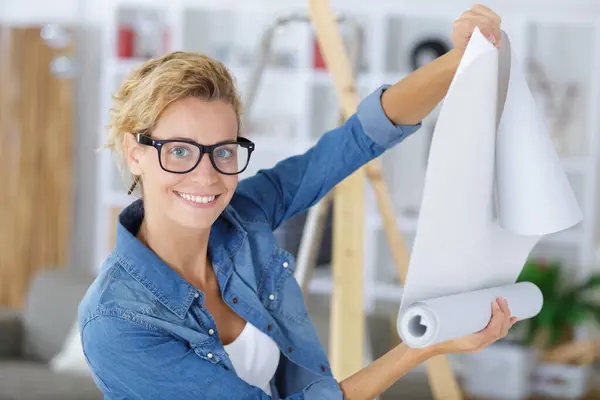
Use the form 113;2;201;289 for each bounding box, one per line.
0;268;102;400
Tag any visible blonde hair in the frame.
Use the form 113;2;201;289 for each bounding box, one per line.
105;51;243;193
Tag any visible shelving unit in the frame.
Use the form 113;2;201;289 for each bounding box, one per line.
94;0;600;311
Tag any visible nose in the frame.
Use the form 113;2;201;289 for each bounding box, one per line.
189;154;218;185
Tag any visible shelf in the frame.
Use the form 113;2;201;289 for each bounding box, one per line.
367;210;419;235
307;274;334;295
229;65;305;86
307;270;404;303
181;0;301;13
311;70;334;86
373;282;404;302
113;0;169;9
308;70;383;88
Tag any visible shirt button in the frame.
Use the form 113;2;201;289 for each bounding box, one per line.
283;261;289;268
269;294;275;301
266;324;273;331
207;353;213;359
288;347;293;353
321;365;327;372
232;297;239;304
194;293;200;298
208;329;215;335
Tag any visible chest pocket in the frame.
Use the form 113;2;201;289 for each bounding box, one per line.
258;246;310;325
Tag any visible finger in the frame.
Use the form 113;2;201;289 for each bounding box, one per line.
451;18;482;47
471;4;502;25
456;10;501;45
497;298;512;338
464;15;501;47
490;298;509;341
466;299;507;352
482;298;505;342
459;8;500;26
453;16;500;47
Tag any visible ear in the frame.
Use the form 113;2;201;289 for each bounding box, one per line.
123;133;144;176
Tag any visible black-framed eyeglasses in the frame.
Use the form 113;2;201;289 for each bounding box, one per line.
127;133;255;194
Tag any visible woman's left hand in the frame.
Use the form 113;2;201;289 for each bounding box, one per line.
452;4;502;52
432;297;517;355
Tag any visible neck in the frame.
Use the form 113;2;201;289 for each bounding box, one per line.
139;207;212;287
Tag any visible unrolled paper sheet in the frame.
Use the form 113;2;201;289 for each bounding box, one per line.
396;28;583;349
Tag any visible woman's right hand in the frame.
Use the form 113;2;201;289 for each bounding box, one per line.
432;297;518;355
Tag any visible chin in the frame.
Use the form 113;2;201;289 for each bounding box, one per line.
174;213;218;230
170;189;227;229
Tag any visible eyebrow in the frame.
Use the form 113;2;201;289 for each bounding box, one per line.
156;136;239;145
169;136;196;141
150;135;205;143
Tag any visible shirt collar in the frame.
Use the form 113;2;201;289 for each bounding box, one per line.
114;199;246;319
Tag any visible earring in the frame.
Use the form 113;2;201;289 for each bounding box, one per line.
128;176;140;195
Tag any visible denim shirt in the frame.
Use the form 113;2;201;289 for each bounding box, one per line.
78;85;421;400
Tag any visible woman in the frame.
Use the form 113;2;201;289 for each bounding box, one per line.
79;4;516;399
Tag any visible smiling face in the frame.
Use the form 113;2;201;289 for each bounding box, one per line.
124;97;239;230
109;52;244;233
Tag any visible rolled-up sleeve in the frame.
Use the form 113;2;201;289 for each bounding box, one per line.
301;378;345;399
234;84;422;229
357;84;422;147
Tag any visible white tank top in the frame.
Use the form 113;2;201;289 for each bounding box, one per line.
223;322;281;395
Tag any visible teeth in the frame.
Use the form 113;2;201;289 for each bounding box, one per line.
177;192;216;204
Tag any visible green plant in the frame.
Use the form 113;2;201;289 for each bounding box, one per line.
515;259;600;348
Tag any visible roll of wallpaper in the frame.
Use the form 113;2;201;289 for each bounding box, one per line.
398;282;543;348
396;28;582;348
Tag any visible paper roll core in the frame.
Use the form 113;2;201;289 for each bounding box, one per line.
408;315;427;337
399;303;439;348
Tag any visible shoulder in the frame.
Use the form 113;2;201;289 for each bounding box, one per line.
78;258;170;373
228;181;273;226
77;253;160;331
78;301;170;396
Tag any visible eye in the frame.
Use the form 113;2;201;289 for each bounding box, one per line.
214;146;235;161
169;146;191;158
